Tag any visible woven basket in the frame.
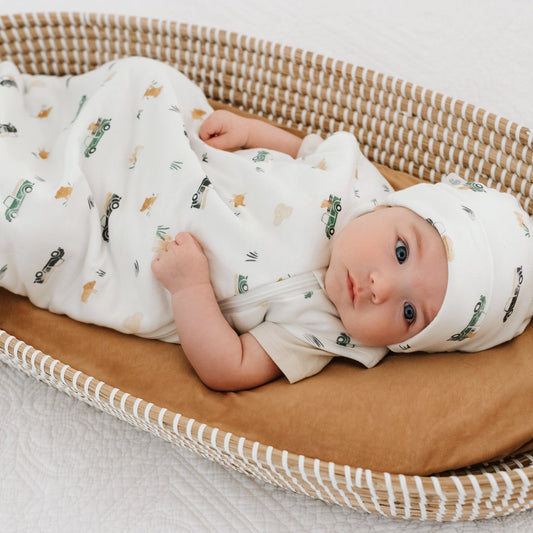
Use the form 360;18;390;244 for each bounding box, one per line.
1;12;533;522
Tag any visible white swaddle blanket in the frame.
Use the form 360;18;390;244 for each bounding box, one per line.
0;57;390;364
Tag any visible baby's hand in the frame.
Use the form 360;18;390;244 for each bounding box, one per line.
151;232;211;296
199;110;250;151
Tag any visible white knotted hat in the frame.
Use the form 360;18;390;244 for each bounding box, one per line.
385;174;533;354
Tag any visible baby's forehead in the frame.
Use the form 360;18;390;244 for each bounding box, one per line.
373;204;433;225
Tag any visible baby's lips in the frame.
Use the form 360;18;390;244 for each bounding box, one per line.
346;272;355;302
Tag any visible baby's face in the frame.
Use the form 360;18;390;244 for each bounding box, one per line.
325;206;448;347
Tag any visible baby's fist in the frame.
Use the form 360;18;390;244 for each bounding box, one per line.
151;232;211;295
199;110;249;151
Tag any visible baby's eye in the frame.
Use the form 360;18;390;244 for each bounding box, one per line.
395;239;408;264
403;302;416;324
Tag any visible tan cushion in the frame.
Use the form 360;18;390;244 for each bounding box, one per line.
2;163;532;476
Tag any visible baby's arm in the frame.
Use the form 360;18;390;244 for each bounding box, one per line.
199;109;303;158
151;232;281;391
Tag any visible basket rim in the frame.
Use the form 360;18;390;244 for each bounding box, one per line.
2;326;533;521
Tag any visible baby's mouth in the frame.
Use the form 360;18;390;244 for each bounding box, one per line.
347;272;355;302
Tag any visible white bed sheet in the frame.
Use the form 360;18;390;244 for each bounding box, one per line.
1;1;533;531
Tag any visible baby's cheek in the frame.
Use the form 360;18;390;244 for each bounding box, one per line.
341;307;395;346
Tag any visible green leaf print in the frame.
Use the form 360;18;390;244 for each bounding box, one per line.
156;225;170;241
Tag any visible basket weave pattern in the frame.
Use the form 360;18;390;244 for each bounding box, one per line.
0;12;532;521
2;12;532;212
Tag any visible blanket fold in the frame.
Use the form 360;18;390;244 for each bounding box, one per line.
0;57;390;347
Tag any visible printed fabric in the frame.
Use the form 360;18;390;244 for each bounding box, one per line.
0;56;390;368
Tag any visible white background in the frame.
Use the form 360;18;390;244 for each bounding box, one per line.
1;1;533;531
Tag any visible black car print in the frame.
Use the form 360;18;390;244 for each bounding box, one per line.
101;193;122;242
503;266;524;322
0;77;17;88
34;247;65;284
191;176;212;209
0;122;17;135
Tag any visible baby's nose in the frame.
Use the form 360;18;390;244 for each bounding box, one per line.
370;271;393;304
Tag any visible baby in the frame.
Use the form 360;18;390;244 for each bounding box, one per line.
152;109;533;391
1;56;532;392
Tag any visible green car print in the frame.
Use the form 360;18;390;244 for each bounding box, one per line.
84;118;111;157
321;194;342;238
3;179;34;221
252;150;270;163
336;332;356;348
461;181;486;192
235;274;249;294
448;295;486;341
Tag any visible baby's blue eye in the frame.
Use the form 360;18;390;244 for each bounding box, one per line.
396;240;408;264
404;302;416;324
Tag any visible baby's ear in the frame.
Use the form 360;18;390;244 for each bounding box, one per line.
442;173;466;187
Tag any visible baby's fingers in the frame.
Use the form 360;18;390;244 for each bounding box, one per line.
199;111;225;141
174;231;202;250
202;133;234;150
